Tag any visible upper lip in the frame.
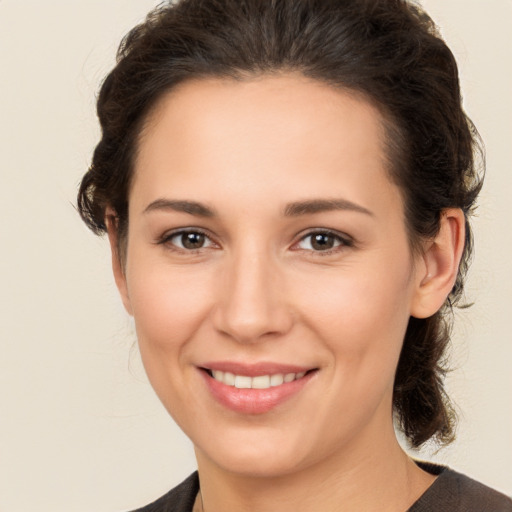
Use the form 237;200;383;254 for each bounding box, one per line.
199;361;316;376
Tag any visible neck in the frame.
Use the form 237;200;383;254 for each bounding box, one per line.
195;426;435;512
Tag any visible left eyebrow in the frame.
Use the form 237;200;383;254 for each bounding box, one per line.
143;199;216;217
283;198;374;217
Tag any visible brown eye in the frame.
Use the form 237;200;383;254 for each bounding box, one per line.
311;233;336;250
181;232;206;249
296;231;349;252
165;230;214;250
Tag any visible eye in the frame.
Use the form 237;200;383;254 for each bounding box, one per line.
161;229;215;251
295;231;352;252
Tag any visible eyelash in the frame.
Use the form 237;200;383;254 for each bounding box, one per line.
292;229;354;255
157;228;354;255
157;228;215;253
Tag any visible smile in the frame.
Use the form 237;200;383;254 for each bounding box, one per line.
210;370;307;389
200;364;317;414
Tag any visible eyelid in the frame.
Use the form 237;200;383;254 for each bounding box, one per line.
291;229;354;253
157;227;218;251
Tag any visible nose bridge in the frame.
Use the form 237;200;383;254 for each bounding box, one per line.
213;240;291;343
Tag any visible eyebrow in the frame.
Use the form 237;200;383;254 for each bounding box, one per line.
143;197;373;218
284;199;373;217
143;199;216;217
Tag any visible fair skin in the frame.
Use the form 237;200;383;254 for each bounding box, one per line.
107;74;465;512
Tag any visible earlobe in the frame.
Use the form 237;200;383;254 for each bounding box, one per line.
105;209;133;316
410;208;465;319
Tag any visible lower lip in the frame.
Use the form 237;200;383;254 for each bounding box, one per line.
200;370;315;414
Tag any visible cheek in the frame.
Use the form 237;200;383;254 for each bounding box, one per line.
295;268;413;435
125;261;214;365
124;263;217;428
295;260;413;373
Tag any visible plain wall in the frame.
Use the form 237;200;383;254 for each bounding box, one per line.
0;1;510;510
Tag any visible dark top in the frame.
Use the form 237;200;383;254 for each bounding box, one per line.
129;464;512;512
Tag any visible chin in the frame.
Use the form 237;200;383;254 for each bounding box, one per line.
215;453;305;479
195;429;312;478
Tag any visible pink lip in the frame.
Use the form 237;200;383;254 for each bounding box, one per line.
198;362;317;415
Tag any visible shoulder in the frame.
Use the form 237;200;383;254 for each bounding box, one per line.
127;472;199;512
410;463;512;512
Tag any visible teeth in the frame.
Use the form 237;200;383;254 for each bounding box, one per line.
234;375;252;389
210;370;308;389
251;375;270;389
224;372;235;386
212;370;224;381
270;374;284;387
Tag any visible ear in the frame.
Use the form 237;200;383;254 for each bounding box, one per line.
105;208;133;316
410;208;466;319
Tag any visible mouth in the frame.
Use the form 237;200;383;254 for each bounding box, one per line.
203;368;312;389
198;363;318;414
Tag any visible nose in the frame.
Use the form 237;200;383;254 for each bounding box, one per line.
212;247;294;344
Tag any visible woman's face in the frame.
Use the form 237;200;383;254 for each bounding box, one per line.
116;74;426;477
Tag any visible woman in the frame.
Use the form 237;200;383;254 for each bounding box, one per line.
78;0;512;510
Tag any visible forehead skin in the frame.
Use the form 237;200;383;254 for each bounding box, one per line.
131;74;401;226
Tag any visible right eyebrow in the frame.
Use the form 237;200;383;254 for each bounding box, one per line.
143;199;216;217
283;198;374;217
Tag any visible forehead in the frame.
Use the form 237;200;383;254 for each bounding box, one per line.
132;74;401;218
139;73;387;157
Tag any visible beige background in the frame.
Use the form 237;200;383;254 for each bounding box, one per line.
0;1;510;510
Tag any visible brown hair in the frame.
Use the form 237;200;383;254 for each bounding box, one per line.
78;0;483;447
